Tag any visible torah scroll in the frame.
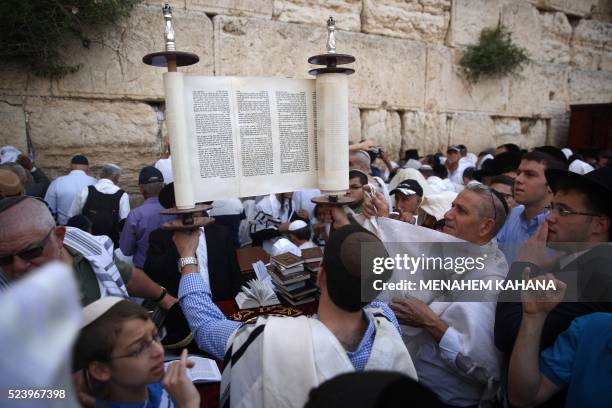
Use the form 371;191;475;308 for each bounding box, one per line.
163;72;349;208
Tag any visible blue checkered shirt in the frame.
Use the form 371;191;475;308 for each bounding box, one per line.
178;273;401;370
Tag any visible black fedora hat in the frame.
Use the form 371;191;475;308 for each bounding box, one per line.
474;151;522;181
158;182;176;209
158;182;213;210
545;167;612;215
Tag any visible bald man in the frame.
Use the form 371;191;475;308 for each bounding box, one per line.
0;196;175;309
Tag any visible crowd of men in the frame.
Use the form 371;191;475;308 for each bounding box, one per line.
0;140;610;408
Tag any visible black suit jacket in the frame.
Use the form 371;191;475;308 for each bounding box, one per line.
145;223;242;301
495;244;612;354
144;223;243;346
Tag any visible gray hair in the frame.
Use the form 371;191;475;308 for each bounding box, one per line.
349;150;371;170
99;163;121;180
142;182;165;196
465;183;507;237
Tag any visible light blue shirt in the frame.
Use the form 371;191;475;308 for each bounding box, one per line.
44;170;96;225
496;205;549;265
540;313;612;407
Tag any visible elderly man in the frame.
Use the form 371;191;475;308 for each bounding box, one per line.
69;163;130;246
363;183;509;407
0;196;175;309
44;155;96;225
119;166;173;270
175;222;417;408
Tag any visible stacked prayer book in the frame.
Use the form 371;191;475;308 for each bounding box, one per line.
302;247;323;280
269;252;318;306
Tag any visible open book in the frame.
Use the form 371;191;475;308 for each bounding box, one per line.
164;356;221;383
235;278;280;309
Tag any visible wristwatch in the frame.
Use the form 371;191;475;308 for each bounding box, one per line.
178;256;198;271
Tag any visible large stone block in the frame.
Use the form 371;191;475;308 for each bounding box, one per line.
188;0;273;17
506;62;569;117
361;0;451;43
349;105;362;143
401;111;449;155
539;11;572;64
450;0;501;46
501;2;541;58
448;113;497;153
361;109;402;161
26;98;160;194
527;0;565;12
568;68;612;104
272;1;361;31
570;19;609;70
0;63;28;96
24;5;213;100
493;117;548;149
564;0;598;16
425;45;509;114
213;16;426;109
0;100;28;153
528;0;598;17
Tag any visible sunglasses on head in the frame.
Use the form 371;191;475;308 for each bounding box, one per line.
0;227;54;266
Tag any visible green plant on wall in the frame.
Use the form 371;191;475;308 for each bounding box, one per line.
0;0;142;79
459;23;529;83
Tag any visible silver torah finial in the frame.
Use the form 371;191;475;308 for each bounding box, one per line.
326;16;336;54
163;3;176;52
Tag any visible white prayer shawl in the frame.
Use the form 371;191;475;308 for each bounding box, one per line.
252;194;298;254
63;226;129;299
221;309;417;408
353;215;507;403
0;261;81;407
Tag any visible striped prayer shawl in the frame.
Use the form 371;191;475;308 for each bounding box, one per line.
63;227;129;298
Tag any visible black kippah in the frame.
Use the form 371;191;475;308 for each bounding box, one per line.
490;188;509;217
323;224;392;312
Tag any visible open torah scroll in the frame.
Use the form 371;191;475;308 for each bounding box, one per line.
164;73;350;208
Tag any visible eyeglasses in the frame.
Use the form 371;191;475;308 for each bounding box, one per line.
110;334;162;360
548;203;601;218
0;227;54;266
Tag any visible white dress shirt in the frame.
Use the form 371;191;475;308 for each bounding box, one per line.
44;170;97;225
154;156;173;183
68;178;130;219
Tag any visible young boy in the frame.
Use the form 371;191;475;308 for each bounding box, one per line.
73;297;200;408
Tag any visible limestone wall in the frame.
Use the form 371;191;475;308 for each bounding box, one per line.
1;0;611;198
